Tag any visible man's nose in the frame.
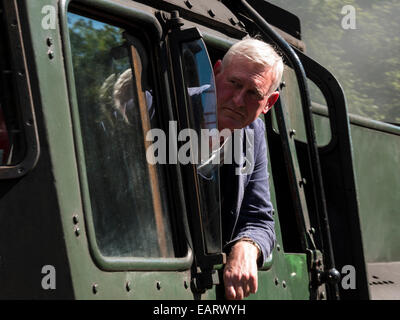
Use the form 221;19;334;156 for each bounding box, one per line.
232;89;246;107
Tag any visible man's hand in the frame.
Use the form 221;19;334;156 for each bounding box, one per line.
223;240;259;300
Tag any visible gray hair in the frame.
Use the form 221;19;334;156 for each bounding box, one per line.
222;38;284;96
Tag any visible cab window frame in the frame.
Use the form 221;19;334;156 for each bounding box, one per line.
60;0;192;271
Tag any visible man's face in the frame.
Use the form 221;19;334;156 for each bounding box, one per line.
214;56;279;131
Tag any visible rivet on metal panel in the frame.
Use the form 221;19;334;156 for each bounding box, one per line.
184;281;189;289
46;37;53;46
72;214;79;224
92;283;98;294
47;50;54;60
299;178;307;187
74;226;80;237
282;281;287;288
289;129;296;137
229;17;237;26
276;244;281;251
126;281;132;292
156;281;161;290
274;278;279;286
280;81;286;90
208;9;215;18
184;0;193;9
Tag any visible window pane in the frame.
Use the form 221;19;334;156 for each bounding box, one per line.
68;13;174;258
181;39;221;254
0;24;25;167
275;66;331;146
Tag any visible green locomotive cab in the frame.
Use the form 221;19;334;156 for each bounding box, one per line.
0;0;397;300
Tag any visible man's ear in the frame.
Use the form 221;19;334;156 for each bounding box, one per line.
213;59;222;76
262;92;279;114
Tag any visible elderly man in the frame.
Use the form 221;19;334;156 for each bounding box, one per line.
214;38;283;300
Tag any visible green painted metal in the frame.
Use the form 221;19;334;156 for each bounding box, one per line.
307;104;400;263
59;0;193;272
244;253;309;300
351;125;400;263
1;0;356;300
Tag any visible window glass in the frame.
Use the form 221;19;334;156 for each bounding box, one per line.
181;39;221;254
0;22;25;167
274;66;331;146
68;13;174;258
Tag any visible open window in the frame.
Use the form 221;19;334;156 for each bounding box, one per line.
168;25;225;274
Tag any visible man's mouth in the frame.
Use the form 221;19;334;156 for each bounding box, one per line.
223;107;245;120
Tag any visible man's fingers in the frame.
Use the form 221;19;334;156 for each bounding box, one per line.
223;272;235;300
225;282;236;300
224;271;252;300
235;286;244;300
249;273;258;293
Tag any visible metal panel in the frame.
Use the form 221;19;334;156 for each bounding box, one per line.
367;262;400;300
351;125;400;262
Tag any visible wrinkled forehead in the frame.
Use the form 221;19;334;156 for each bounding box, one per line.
224;55;274;83
224;54;272;76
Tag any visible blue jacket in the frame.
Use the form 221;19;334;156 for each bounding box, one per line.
222;118;276;266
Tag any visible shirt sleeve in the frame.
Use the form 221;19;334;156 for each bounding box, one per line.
227;119;276;267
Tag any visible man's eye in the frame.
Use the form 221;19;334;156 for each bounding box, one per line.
249;90;262;100
229;79;241;87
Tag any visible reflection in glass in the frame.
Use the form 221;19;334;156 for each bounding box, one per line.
181;40;221;254
68;13;174;258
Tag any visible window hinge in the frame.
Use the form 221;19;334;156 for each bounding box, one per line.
307;249;341;299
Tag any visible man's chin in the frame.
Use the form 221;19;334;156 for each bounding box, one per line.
218;116;245;131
